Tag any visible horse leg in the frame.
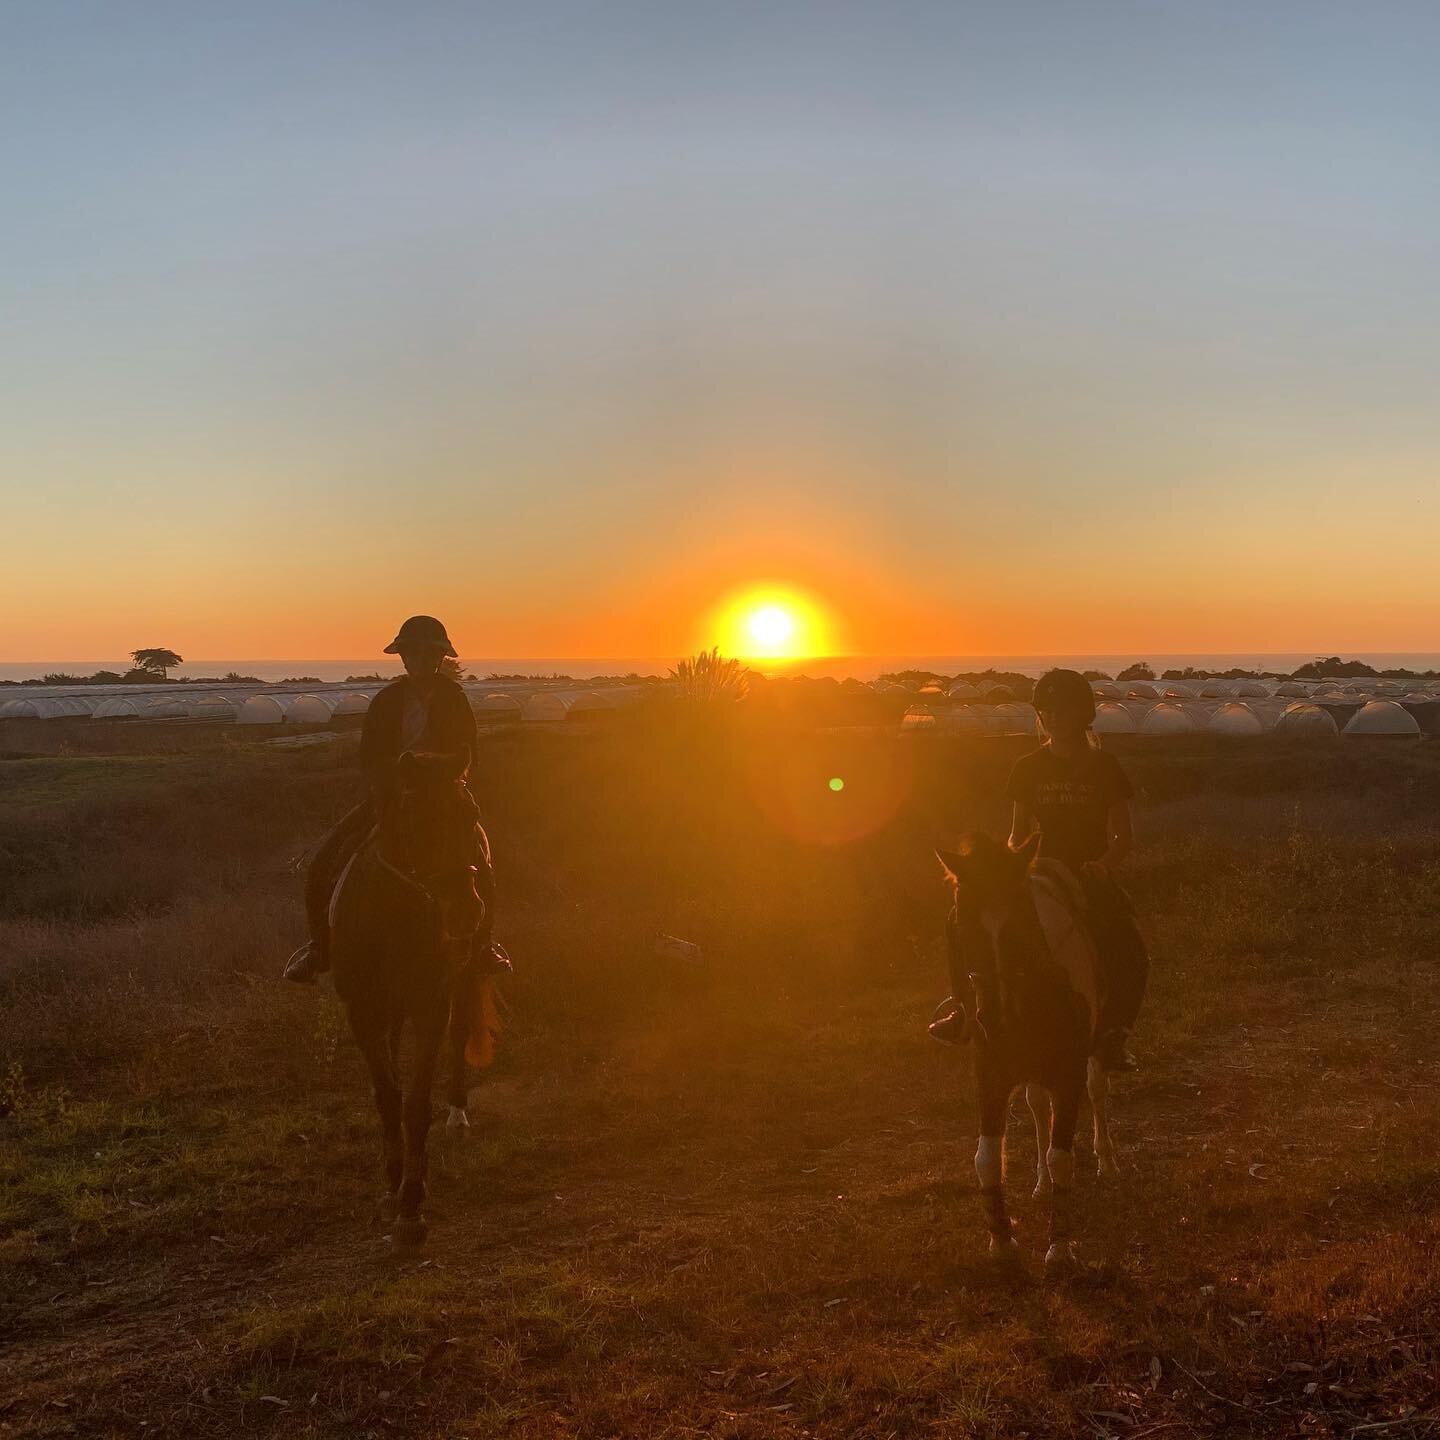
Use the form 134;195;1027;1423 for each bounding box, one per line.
1043;1073;1083;1278
353;1016;403;1220
447;831;495;1134
1026;1084;1053;1199
444;978;471;1135
1088;1055;1118;1180
975;1062;1019;1267
394;1008;446;1250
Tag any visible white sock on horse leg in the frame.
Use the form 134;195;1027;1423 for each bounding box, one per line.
1027;1085;1052;1195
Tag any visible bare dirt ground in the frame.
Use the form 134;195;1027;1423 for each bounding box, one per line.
2;723;1438;1437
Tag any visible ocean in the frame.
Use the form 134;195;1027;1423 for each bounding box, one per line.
4;653;1439;684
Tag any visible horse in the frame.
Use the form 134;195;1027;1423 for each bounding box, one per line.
330;747;498;1249
935;832;1119;1276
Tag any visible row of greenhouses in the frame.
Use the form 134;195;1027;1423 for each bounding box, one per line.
903;696;1438;739
0;681;655;726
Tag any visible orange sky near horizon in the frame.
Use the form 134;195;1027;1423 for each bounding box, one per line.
5;6;1440;664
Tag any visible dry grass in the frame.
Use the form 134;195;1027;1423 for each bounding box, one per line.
2;723;1439;1437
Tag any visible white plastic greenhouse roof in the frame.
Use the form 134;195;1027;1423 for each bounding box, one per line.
1344;701;1422;737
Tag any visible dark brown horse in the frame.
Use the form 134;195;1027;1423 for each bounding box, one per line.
936;833;1118;1277
331;748;496;1249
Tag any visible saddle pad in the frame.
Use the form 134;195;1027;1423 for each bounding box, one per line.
1028;870;1098;1034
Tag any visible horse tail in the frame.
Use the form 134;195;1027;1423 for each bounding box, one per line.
464;974;502;1070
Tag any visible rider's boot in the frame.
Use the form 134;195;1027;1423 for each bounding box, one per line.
927;1002;970;1045
283;939;330;984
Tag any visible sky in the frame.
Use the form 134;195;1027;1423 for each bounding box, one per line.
3;1;1439;662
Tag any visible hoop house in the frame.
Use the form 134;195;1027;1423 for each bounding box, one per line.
1093;702;1137;734
1140;704;1199;735
1344;701;1421;738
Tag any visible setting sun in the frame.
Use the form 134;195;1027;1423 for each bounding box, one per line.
707;586;833;661
746;605;795;652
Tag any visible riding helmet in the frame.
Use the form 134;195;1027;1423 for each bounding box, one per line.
1031;668;1096;724
383;615;458;657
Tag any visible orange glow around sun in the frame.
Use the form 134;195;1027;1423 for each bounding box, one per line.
708;585;833;661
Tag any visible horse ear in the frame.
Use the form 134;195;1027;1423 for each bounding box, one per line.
935;848;966;882
1013;832;1041;868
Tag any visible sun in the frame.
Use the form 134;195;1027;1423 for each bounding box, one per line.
708;585;831;661
746;604;795;652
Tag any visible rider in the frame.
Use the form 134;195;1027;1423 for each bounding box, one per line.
930;668;1149;1072
284;615;498;984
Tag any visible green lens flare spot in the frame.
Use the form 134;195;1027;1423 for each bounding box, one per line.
828;777;844;792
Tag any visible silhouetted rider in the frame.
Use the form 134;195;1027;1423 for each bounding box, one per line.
284;615;500;983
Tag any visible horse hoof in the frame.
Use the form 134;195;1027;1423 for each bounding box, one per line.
445;1106;470;1135
373;1193;398;1226
1095;1159;1120;1184
1032;1179;1053;1201
391;1217;427;1251
1044;1243;1077;1280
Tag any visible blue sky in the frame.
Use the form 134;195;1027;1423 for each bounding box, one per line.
3;1;1438;657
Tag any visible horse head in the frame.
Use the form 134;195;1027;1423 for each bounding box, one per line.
936;831;1041;926
379;747;483;942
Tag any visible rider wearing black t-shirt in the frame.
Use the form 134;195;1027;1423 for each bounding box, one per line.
934;669;1150;1071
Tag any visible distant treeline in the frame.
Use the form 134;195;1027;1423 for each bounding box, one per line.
880;656;1439;693
1;670;266;687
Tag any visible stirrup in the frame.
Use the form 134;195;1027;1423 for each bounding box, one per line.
476;942;512;977
283;943;321;984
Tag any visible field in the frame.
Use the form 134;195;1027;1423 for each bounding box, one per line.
2;717;1439;1438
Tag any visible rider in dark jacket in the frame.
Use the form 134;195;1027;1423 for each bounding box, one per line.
284;615;497;983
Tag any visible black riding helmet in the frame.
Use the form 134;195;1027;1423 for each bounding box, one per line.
383;615;457;657
1032;668;1096;726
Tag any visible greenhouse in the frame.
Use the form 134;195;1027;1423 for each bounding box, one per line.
1140;704;1199;735
1092;702;1137;734
1274;703;1340;737
1344;701;1422;738
1208;703;1266;736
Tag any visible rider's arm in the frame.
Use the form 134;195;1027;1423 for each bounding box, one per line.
1007;801;1038;851
359;690;397;803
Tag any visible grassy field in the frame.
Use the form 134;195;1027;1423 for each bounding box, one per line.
2;718;1439;1438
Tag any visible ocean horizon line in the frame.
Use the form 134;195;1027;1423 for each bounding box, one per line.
6;650;1440;686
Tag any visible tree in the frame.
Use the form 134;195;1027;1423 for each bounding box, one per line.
130;648;183;680
669;648;750;703
1117;662;1155;682
1291;656;1378;680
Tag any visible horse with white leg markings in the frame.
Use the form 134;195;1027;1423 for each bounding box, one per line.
936;832;1123;1277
